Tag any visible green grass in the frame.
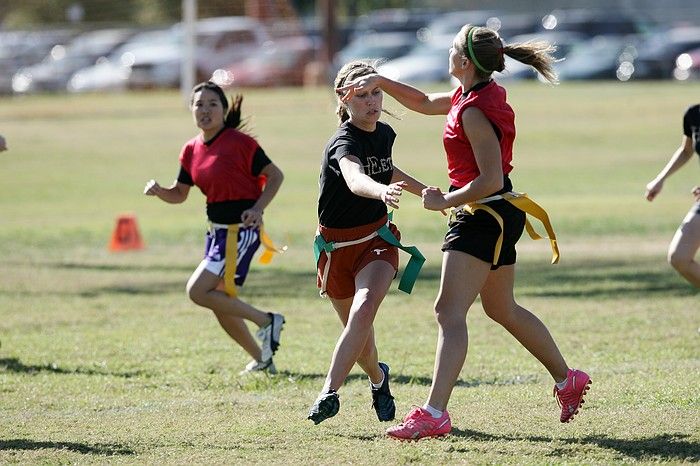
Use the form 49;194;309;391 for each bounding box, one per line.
0;82;698;464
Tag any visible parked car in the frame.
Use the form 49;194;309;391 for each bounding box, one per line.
12;28;135;94
673;46;700;81
557;35;641;81
627;26;700;80
127;16;271;89
350;8;439;39
378;34;454;84
489;13;540;40
495;31;587;81
67;27;176;93
424;10;501;37
194;16;271;82
0;29;77;94
217;36;317;87
536;9;653;37
333;32;416;72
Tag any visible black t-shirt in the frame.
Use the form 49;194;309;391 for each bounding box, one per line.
318;121;396;228
682;104;700;156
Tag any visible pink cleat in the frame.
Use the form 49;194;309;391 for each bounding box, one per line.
554;369;591;423
386;407;451;440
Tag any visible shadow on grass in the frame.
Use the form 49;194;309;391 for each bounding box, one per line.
416;257;697;299
275;370;537;388
0;358;146;378
22;256;700;300
451;428;699;461
48;261;193;273
0;439;135;456
77;281;183;297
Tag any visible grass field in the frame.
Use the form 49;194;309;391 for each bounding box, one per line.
0;82;698;464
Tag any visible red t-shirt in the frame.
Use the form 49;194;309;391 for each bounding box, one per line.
443;81;516;187
179;128;264;203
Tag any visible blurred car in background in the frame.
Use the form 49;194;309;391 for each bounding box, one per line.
495;30;587;81
673;46;700;81
67;27;176;93
12;28;135;94
216;35;317;88
535;9;653;37
423;9;501;37
350;8;439;38
0;29;77;94
334;32;416;72
626;26;700;79
378;34;454;84
556;35;641;81
127;16;271;89
194;16;271;82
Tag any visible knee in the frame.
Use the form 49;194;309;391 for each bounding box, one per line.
186;282;206;306
350;304;377;328
349;292;381;327
433;296;464;330
668;250;690;272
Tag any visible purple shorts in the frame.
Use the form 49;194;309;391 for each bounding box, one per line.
201;224;261;296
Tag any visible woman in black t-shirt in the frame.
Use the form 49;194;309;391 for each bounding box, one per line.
307;60;428;425
645;104;700;287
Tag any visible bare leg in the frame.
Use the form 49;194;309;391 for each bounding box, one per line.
212;311;261;361
186;262;271;327
426;251;492;411
322;260;394;392
480;265;568;383
668;210;700;287
185;263;270;359
328;297;383;387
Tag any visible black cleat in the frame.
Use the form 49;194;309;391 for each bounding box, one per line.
371;362;396;421
307;391;340;425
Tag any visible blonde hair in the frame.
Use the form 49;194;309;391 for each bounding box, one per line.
456;25;559;84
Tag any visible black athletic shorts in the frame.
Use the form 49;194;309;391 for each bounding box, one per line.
442;197;526;270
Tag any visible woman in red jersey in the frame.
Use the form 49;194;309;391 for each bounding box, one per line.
645;104;700;287
339;25;591;439
144;82;285;375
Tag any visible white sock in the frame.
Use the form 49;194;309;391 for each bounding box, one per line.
422;403;443;419
555;379;568;390
370;372;384;389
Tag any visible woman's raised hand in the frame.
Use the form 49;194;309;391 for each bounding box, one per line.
336;73;380;103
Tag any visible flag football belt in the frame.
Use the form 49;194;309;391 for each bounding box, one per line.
210;222;287;297
313;218;425;296
453;191;560;265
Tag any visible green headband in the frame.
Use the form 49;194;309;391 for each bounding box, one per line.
467;27;489;74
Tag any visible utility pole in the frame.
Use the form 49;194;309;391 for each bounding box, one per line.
181;0;196;102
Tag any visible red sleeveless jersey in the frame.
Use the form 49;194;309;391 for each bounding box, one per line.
179;128;263;203
443;81;516;187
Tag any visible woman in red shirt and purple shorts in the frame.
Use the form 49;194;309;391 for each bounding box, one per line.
144;82;285;375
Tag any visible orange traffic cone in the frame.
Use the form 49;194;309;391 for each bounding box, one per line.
109;214;144;251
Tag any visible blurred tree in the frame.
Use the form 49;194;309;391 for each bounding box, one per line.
0;0;421;28
131;0;180;24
